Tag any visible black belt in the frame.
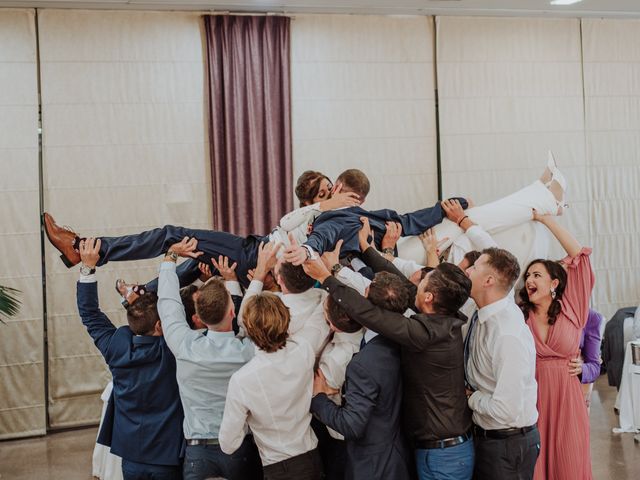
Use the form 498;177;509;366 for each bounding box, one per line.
414;430;472;450
186;438;219;446
474;424;537;439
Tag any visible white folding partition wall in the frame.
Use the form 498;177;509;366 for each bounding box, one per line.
436;16;589;276
1;9;639;435
39;10;211;427
582;19;640;318
0;9;46;440
291;15;439;213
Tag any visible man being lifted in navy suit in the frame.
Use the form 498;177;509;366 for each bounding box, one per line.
44;169;463;298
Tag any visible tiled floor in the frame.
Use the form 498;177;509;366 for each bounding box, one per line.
0;376;638;479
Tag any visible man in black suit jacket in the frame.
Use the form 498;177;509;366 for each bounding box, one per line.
307;268;413;480
306;225;475;480
76;238;184;480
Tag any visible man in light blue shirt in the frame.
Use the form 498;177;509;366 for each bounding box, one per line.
157;238;260;480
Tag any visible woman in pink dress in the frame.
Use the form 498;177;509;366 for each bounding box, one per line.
518;210;595;480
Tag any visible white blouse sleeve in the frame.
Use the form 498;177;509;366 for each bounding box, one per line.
279;203;323;232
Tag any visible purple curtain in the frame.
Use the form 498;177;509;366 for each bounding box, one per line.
204;15;293;237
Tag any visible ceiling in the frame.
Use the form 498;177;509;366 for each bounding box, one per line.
1;0;640;17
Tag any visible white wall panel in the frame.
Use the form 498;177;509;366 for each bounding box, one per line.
291;14;438;212
39;9;211;428
0;8;46;440
437;16;588;274
582;19;640;319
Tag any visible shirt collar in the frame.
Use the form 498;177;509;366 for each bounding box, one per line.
364;329;378;344
205;330;236;339
477;295;511;324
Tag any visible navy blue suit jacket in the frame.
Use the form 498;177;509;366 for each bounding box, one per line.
77;281;184;466
311;335;412;480
304;199;468;256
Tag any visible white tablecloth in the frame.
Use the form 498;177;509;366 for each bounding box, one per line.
92;382;123;480
614;341;640;433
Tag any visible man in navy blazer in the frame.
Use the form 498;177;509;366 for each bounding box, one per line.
285;169;467;264
76;238;184;480
308;263;413;480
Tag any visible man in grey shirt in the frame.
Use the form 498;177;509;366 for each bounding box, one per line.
157;238;261;480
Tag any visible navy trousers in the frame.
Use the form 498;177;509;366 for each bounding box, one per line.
97;225;267;289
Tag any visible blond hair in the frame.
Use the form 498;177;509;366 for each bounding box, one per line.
243;293;290;353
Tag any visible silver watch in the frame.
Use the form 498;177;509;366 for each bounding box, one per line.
79;264;96;275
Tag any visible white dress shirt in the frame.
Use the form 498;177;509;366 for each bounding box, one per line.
467;296;538;430
238;280;361;395
157;262;255;440
394;224;498;278
219;338;317;465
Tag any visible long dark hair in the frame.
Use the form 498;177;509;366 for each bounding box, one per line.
518;259;567;325
294;171;331;207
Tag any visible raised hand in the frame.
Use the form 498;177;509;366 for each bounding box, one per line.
169;237;203;259
320;190;361;211
283;232;310;266
381;221;402;251
254;241;282;281
211;255;238;282
79;237;101;268
198;263;213;281
441;199;466;225
302;257;331;283
321;239;343;270
358;216;374;252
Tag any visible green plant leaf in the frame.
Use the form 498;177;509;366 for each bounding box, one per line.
0;286;21;324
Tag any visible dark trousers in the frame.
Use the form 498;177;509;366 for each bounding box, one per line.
122;459;182;480
183;435;263;480
473;426;540;480
311;417;347;480
97;225;266;289
262;449;324;480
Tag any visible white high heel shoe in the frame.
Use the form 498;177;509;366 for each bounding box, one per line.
545;150;568;214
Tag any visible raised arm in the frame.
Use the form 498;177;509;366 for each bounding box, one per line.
237;241;281;329
533;211;582;258
279;190;361;232
76;238;116;358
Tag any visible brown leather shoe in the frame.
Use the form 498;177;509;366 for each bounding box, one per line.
43;213;81;268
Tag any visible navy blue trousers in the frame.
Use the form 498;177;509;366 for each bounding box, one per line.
97;225;267;289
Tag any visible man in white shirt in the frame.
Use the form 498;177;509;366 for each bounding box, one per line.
219;293;323;480
464;247;540;480
156;238;260;480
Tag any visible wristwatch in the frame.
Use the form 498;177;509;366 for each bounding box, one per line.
79;264;96;276
331;263;343;275
382;247;395;256
165;251;179;262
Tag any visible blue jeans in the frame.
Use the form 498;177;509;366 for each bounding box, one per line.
121;459;182;480
183;436;262;480
415;437;474;480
